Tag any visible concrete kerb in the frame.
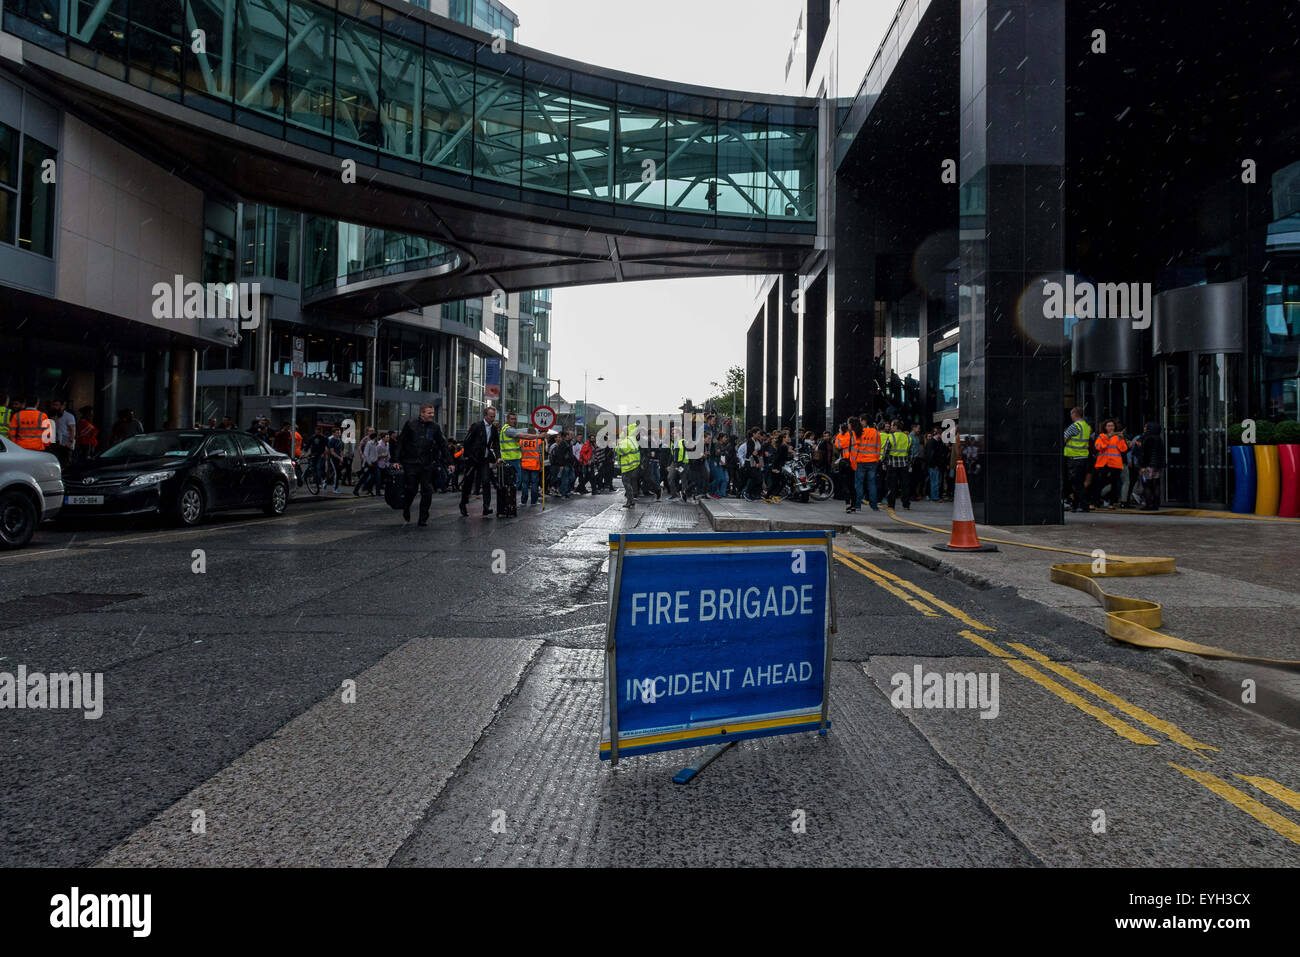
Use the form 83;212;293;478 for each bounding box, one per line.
849;527;1300;734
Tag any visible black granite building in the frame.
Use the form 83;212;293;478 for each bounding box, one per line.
746;0;1300;522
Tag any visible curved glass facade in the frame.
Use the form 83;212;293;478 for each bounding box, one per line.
303;216;459;293
7;0;817;228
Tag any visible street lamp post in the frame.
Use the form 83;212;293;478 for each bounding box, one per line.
583;370;604;441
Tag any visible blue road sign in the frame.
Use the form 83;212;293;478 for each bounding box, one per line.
600;531;835;762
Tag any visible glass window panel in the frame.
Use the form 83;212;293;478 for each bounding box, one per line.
128;0;185;98
333;18;382;148
0;123;17;187
380;31;421;161
665;112;716;212
68;0;127;68
616;101;666;207
275;207;299;281
0;188;14;244
521;81;570;194
286;1;334;133
235;0;288;119
185;0;234;100
422;48;475;172
303;215;336;290
765;123;816;220
19;135;56;257
473;62;523;185
715;118;766;219
567;91;614;200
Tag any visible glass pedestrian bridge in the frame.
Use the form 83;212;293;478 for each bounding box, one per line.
5;0;819;305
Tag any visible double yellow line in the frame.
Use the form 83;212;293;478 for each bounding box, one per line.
834;545;1300;846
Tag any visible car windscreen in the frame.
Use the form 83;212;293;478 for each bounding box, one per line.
98;433;207;461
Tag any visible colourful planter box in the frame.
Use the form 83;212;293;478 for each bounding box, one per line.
1254;445;1281;516
1279;444;1300;519
1231;445;1256;513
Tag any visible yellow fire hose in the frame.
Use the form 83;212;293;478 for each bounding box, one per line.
883;509;1300;669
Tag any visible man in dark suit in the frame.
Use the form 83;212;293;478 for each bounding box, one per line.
459;406;499;517
393;403;448;526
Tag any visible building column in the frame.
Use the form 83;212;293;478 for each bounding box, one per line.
799;272;827;434
167;346;196;429
779;272;799;431
764;284;779;430
826;176;876;428
959;0;1066;525
364;321;378;426
254;311;272;396
745;311;763;430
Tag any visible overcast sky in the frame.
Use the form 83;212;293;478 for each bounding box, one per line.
503;0;803;413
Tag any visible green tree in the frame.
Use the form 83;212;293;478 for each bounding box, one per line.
707;366;745;426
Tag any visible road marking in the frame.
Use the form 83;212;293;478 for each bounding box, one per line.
1;498;368;561
1007;642;1218;755
1235;774;1300;813
1172;764;1300;846
835;548;995;631
0;546;107;563
1005;658;1160;746
957;628;1016;659
834;550;941;617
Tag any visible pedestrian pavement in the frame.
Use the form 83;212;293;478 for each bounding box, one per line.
701;494;1300;731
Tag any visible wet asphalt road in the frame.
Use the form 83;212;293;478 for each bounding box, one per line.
2;486;1298;867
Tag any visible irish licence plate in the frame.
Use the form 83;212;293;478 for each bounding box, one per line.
65;495;104;505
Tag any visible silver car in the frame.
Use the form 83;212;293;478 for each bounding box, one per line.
0;437;64;548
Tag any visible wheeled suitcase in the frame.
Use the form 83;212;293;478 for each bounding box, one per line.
383;469;405;509
496;463;517;517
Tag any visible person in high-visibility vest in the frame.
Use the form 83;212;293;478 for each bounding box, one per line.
848;417;881;513
10;396;52;452
666;424;690;500
1092;419;1128;509
498;412;526;492
0;391;14;440
519;432;545;506
1064;406;1093;513
617;423;642;509
882;418;912;510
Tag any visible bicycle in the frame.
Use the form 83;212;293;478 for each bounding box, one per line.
296;455;333;496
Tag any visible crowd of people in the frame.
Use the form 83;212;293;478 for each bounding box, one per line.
0;390;137;464
1063;408;1165;512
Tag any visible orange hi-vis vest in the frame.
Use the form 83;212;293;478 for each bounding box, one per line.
850;427;880;467
834;432;851;460
520;436;543;471
12;408;50;450
1094;433;1128;469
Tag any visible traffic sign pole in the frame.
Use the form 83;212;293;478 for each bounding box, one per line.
532;405;556;512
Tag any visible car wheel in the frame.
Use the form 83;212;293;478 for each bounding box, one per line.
0;489;38;550
264;480;288;516
175;483;206;526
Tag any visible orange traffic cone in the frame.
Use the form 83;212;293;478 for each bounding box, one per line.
933;461;998;552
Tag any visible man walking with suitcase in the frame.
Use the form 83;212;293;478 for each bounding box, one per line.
460;406;500;518
393;403;448;526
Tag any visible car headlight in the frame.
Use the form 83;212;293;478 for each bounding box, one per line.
129;470;177;487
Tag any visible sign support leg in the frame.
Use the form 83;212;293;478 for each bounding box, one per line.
605;534;627;767
820;531;837;735
673;741;736;784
